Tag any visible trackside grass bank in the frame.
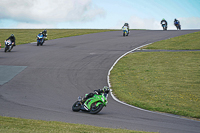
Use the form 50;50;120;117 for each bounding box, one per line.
0;29;114;48
0;116;155;133
110;31;200;119
142;31;200;50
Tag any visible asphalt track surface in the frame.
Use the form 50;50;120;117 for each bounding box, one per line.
0;30;200;133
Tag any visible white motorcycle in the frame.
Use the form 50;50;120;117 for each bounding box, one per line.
4;40;14;52
161;21;167;30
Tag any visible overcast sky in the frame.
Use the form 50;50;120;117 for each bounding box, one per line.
0;0;200;29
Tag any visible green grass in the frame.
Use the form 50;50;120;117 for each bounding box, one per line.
0;116;154;133
0;29;114;48
110;31;200;119
142;31;200;50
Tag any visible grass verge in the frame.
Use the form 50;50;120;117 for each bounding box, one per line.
0;29;114;48
0;116;154;133
142;31;200;50
110;31;200;119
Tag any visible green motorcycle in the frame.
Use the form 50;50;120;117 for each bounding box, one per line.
72;90;109;114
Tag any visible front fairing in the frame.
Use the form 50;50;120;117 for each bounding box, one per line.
122;26;128;33
37;34;44;40
123;30;128;33
37;35;44;43
162;24;167;28
84;93;108;110
5;40;12;46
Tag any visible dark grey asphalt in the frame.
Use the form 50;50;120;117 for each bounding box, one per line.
0;30;200;133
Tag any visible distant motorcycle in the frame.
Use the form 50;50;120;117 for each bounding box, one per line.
37;33;44;46
72;90;109;114
174;21;181;30
4;40;14;52
122;26;129;36
161;21;167;30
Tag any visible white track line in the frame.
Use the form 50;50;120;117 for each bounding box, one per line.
107;43;152;112
107;43;199;121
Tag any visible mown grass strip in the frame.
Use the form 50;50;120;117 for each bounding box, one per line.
0;116;154;133
110;31;200;119
0;29;114;48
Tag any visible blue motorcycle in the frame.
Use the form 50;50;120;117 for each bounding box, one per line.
37;33;44;46
4;40;13;52
174;21;181;30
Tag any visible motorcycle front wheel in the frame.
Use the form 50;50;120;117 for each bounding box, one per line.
90;103;103;114
72;101;82;112
4;46;8;52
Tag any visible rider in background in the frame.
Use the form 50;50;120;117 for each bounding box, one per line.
174;18;180;26
122;25;129;34
42;29;47;40
161;18;167;27
123;23;129;34
5;34;16;46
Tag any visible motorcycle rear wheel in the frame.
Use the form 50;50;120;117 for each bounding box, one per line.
90;103;103;114
72;101;81;112
8;46;13;52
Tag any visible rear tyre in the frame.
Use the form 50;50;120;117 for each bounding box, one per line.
72;101;81;112
8;46;13;52
41;39;44;46
90;103;103;114
10;45;13;51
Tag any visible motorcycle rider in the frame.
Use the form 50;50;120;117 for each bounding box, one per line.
161;18;168;29
123;23;129;33
42;29;47;40
122;25;129;35
5;34;16;46
174;18;180;26
80;86;110;103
